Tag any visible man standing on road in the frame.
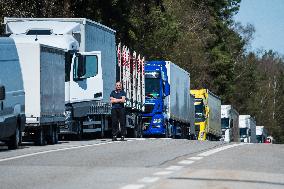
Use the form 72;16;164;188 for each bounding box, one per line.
110;81;126;141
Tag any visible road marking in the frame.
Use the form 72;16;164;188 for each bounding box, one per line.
139;177;160;183
198;143;246;157
0;141;119;163
188;156;203;160
178;160;194;165
153;171;173;176
165;165;184;171
120;184;145;189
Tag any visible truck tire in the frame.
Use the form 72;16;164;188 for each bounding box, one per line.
165;122;169;138
51;125;58;144
35;128;46;146
76;121;83;140
7;125;21;150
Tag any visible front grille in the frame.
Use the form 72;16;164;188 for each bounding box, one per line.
144;104;154;114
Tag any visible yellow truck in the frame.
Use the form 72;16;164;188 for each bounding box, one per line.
190;89;221;140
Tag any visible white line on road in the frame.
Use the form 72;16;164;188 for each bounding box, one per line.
165;165;184;171
120;184;145;189
0;141;118;163
139;177;160;183
198;143;246;157
153;171;173;176
188;156;204;160
178;160;195;165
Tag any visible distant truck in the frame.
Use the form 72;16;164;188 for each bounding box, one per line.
5;18;145;138
239;115;256;143
221;105;239;142
142;61;195;139
190;89;221;141
256;126;268;143
0;38;25;149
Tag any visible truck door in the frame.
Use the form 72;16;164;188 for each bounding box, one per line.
70;51;102;102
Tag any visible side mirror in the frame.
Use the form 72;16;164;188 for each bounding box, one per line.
163;82;170;96
0;85;5;100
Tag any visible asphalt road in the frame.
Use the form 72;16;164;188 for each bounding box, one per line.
0;138;283;189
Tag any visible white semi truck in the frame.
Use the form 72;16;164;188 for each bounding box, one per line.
239;115;257;143
5;18;145;138
221;105;239;142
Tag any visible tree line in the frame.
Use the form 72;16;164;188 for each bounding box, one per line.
0;0;283;143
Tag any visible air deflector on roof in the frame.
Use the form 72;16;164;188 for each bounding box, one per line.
26;29;52;35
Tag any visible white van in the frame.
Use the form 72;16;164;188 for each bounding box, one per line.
0;37;25;149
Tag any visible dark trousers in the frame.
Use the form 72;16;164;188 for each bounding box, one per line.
111;108;126;137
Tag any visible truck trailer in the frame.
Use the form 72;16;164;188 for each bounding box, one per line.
5;17;144;138
239;115;257;143
190;89;221;141
221;105;239;142
142;61;195;139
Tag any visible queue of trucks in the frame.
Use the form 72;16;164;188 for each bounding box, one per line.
0;17;272;149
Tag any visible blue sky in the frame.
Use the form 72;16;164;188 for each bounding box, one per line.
234;0;284;55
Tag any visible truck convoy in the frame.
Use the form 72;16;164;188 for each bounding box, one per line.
0;38;26;149
0;17;268;147
142;61;195;138
221;105;239;142
5;17;145;139
256;126;268;143
190;89;221;141
239;115;257;143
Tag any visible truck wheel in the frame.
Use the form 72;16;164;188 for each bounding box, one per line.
7;125;21;150
165;123;169;138
35;128;46;146
76;121;83;140
51;125;58;144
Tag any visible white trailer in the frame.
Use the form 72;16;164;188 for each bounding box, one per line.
5;18;144;138
239;115;257;143
14;42;65;145
221;105;239;142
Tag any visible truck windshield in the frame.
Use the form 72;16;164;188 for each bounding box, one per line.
145;78;160;98
221;118;229;129
195;104;205;122
240;128;247;137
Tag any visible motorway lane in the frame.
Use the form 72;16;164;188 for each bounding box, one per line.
0;138;225;189
149;143;284;189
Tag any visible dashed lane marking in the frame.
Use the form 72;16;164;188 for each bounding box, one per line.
120;184;145;189
165;165;184;171
178;160;195;165
139;177;160;183
188;156;203;160
153;171;173;176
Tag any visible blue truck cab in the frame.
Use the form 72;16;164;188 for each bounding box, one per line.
142;61;170;136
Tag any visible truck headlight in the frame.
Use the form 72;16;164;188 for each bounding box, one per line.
153;118;162;124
